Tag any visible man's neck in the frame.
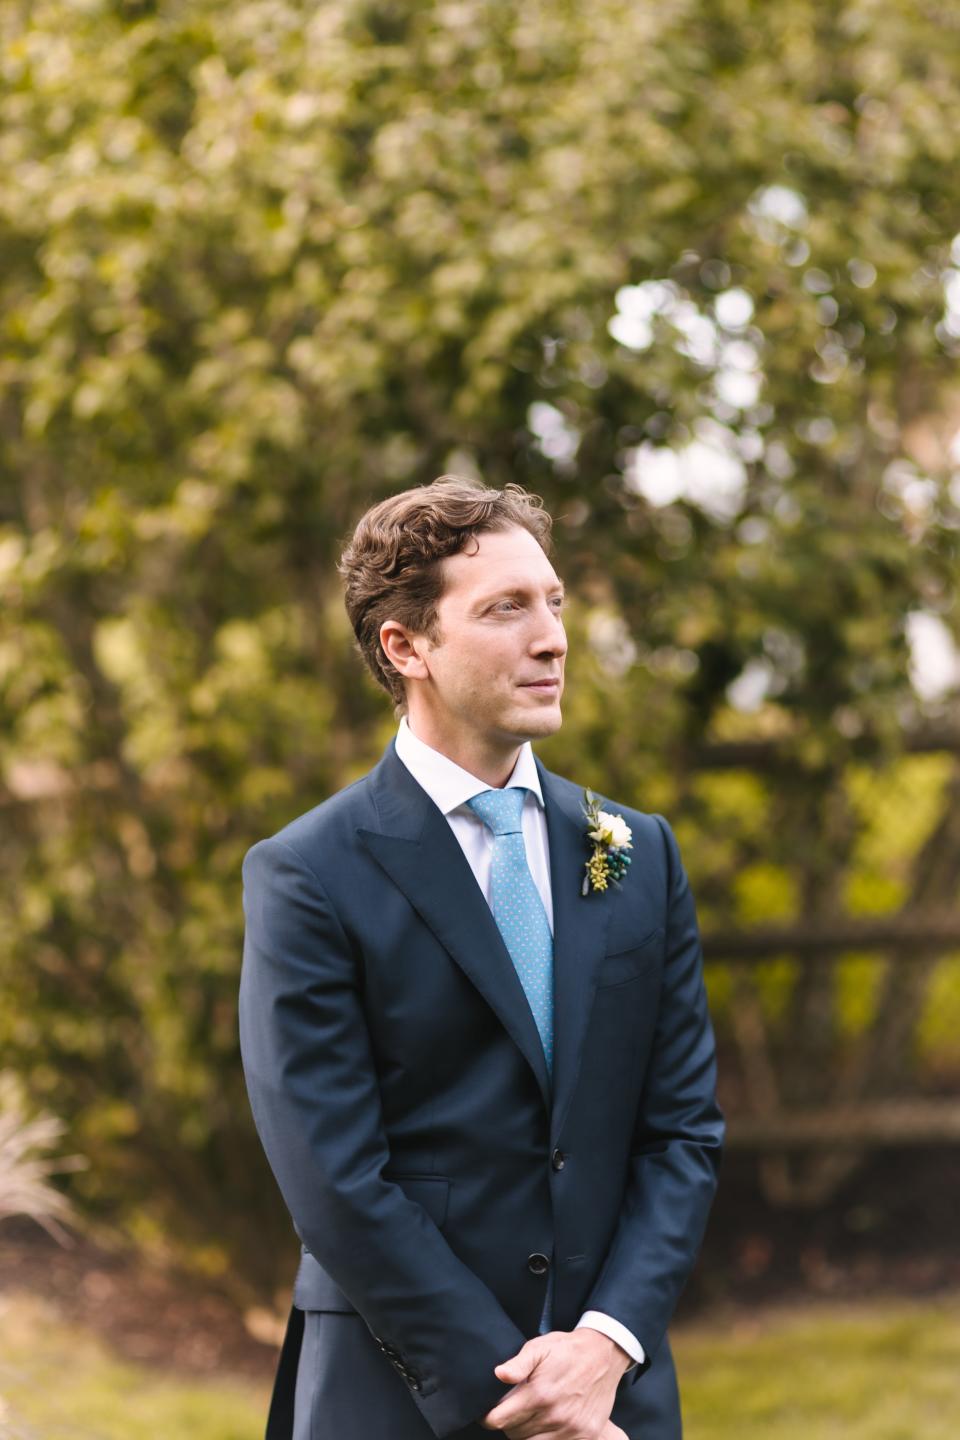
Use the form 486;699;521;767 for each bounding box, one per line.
403;714;523;789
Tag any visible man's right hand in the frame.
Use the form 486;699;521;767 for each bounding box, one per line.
502;1422;628;1440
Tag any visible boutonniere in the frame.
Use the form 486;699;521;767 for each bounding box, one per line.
581;789;633;896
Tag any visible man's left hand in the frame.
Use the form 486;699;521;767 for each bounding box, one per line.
480;1327;632;1439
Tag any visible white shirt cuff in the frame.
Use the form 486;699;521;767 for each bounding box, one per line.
575;1310;645;1369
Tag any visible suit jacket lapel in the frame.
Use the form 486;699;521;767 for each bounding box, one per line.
357;742;552;1112
535;757;613;1141
356;741;613;1134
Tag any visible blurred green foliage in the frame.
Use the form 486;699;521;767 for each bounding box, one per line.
1;0;959;1283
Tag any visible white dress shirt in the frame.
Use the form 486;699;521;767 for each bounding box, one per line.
393;715;644;1370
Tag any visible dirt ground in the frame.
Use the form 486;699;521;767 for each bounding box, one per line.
1;1145;957;1383
0;1217;280;1383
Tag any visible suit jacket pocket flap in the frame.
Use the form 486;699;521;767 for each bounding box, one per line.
293;1251;358;1312
383;1172;451;1229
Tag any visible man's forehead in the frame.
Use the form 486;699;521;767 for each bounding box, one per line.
440;529;564;596
450;555;563;596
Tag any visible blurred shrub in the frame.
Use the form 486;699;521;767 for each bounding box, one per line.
0;1070;83;1241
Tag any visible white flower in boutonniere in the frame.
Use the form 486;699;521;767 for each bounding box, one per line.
581;788;633;895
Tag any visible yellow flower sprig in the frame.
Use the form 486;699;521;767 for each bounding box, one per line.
580;789;633;896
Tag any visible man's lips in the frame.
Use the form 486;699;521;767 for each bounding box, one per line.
520;678;560;689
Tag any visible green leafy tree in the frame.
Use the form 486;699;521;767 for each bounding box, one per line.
1;0;958;1281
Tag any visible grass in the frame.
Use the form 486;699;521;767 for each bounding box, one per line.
1;1290;959;1438
0;1293;270;1440
675;1294;960;1440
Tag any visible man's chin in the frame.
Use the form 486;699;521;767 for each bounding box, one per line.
507;703;563;740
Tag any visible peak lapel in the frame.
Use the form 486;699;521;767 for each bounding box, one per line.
536;759;613;1142
356;743;552;1112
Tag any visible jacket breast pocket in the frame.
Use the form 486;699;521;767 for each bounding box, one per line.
594;926;664;989
293;1174;451;1312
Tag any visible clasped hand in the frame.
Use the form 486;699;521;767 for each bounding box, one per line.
480;1328;630;1440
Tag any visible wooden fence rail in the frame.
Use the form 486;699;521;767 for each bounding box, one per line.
702;915;960;959
726;1100;960;1149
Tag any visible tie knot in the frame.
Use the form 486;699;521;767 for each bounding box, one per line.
466;786;528;836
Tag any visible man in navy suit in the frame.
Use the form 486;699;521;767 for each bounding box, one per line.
239;476;724;1440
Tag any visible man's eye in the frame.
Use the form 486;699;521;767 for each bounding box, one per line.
491;597;563;613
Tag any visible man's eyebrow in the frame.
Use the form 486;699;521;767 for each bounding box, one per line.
477;580;566;601
477;578;567;601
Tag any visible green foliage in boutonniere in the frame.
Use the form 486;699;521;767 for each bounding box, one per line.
580;788;633;896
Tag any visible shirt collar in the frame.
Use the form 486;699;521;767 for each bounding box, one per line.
394;714;544;817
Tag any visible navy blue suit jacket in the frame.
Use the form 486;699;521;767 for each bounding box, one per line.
239;739;724;1439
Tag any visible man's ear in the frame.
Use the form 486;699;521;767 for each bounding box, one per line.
380;619;431;682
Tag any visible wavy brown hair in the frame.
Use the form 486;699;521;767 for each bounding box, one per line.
338;475;554;710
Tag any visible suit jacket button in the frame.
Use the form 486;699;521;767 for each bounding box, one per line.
551;1148;565;1170
527;1252;550;1275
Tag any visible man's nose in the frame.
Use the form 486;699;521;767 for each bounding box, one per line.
532;604;567;656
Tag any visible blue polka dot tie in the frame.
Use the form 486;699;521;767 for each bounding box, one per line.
466;785;555;1333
